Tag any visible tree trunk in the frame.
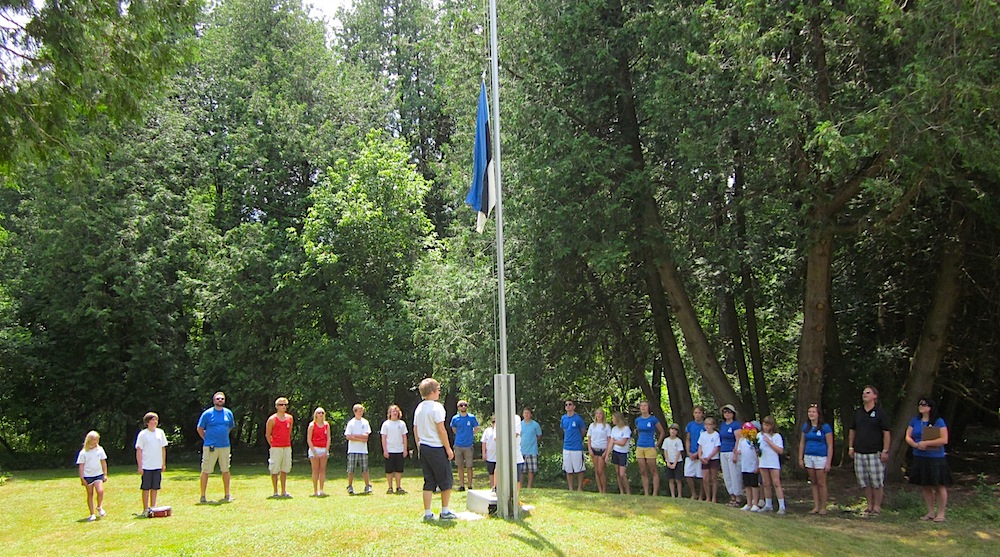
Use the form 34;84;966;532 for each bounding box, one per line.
719;284;754;415
797;223;834;428
888;203;968;476
643;260;694;426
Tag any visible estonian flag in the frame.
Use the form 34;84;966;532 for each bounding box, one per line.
465;82;496;233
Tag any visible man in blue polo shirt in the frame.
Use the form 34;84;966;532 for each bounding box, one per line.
561;400;586;491
450;400;479;491
197;391;235;503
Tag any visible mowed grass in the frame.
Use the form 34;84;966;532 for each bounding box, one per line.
1;461;997;557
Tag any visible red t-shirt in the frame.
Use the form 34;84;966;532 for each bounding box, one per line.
270;414;292;447
311;422;329;448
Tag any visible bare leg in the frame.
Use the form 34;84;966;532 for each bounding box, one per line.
142;490;150;512
639;459;650;495
200;472;209;498
149;489;158;508
816;470;828;513
934;486;948;520
279;471;288;495
222;471;231;498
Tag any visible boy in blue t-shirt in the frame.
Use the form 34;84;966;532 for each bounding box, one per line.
684;405;706;500
450;400;479;491
561;400;587;491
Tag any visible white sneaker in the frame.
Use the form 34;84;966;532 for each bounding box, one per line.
762;505;774;512
740;504;751;511
750;505;762;512
777;508;787;515
87;514;97;522
97;507;106;517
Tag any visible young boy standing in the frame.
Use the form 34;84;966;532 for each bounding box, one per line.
413;378;456;520
561;400;587;491
135;412;168;516
345;403;372;495
684;406;706;500
661;423;684;498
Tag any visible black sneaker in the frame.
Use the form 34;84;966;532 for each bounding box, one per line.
457;486;466;492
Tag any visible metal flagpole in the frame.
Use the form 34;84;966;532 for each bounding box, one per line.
489;0;518;519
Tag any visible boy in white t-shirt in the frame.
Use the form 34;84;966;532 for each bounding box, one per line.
734;421;761;512
344;404;372;495
481;416;497;490
413;378;456;520
661;423;684;498
135;412;169;516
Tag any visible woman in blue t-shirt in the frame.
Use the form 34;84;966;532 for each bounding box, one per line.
905;396;952;523
798;403;833;515
635;400;665;496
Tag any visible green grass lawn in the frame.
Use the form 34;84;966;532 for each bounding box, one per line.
1;461;996;556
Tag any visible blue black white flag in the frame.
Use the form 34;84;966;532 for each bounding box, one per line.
465;82;496;234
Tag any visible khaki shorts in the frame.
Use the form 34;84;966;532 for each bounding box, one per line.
635;446;658;460
201;446;231;474
268;446;292;474
454;446;474;469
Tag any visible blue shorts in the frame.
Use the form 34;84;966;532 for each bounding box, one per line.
84;475;104;485
611;451;628;467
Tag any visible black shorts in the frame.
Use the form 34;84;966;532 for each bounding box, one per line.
486;461;497;475
591;448;606;458
384;452;405;474
419;445;453;492
664;464;684;480
742;472;760;487
611;451;628;467
140;469;163;491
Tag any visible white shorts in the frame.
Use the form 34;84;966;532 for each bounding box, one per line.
563;450;585;473
684;456;704;479
804;455;828;470
268;446;292;474
308;447;328;459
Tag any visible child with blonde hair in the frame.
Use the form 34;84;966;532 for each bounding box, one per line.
381;404;409;494
77;431;108;521
759;416;786;514
307;407;330;496
698;417;722;503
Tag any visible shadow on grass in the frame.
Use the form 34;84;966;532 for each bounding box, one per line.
510;520;566;557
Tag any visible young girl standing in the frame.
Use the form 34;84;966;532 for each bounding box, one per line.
587;409;612;493
607;411;632;495
76;431;108;521
380;404;409;494
307;407;330;496
661;424;684;497
799;404;834;514
698;417;722;503
758;416;786;514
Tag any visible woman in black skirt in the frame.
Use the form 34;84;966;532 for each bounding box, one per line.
905;397;952;523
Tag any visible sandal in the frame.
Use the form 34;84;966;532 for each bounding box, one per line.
933;516;946;523
919;514;934;521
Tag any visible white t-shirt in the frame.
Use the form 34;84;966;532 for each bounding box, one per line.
135;427;168;470
482;426;497;462
698;430;721;460
413;399;446;447
587;422;612;451
76;446;107;477
380;419;408;453
610;425;632;453
661;436;684;463
738;438;759;473
344;417;372;454
759;432;784;469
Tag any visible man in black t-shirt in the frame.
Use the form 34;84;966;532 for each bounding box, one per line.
848;385;891;516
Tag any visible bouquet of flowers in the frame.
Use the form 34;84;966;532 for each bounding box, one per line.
740;421;761;456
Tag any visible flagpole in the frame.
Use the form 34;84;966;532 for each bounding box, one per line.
488;0;518;520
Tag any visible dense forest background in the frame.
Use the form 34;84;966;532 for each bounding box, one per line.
2;0;998;474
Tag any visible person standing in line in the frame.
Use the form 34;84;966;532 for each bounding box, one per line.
413;378;456;520
684;406;707;500
698;417;722;503
520;408;542;488
587;408;612;494
734;420;760;512
381;404;409;494
307;407;330;497
135;412;168;516
635;400;665;496
608;411;632;495
758;416;787;514
345;403;372;495
450;400;480;491
905;397;952;523
799;403;834;514
661;423;684;498
77;430;108;521
561;400;587;491
265;397;293;498
197;391;235;503
719;404;744;506
848;385;891;517
481;416;497;490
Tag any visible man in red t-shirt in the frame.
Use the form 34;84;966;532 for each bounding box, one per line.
266;397;294;498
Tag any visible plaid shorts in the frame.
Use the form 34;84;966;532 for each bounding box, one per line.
522;454;539;473
347;452;369;473
854;452;885;488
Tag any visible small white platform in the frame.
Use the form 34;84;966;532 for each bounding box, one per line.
466;489;534;517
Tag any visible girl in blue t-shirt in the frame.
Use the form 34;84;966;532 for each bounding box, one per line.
798;404;833;514
635;400;665;496
905;396;952;522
